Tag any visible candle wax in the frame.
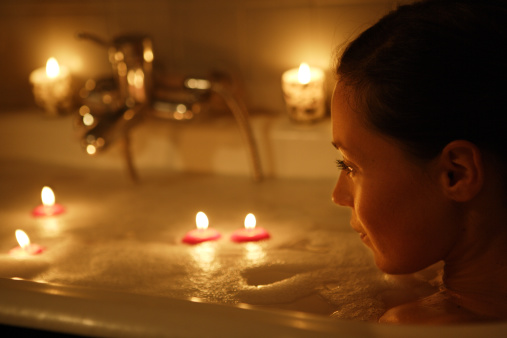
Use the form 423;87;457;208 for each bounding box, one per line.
9;244;45;257
182;228;221;245
32;204;65;217
231;227;270;243
281;65;325;123
29;65;73;115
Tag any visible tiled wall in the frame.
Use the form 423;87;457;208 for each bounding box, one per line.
0;0;397;113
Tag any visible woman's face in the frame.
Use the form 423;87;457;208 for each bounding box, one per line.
331;83;460;274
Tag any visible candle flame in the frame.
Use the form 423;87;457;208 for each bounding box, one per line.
46;58;60;78
298;63;311;84
41;186;55;206
196;211;209;230
244;213;256;230
15;229;30;249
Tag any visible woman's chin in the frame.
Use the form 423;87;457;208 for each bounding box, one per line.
374;258;429;275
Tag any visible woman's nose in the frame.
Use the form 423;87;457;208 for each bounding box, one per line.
332;171;353;207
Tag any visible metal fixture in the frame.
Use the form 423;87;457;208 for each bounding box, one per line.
77;33;262;182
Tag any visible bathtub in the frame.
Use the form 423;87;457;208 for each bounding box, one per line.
0;110;505;337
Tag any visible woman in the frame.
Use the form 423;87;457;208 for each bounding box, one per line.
331;0;507;324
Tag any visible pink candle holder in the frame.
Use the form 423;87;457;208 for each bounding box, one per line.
231;213;270;243
9;230;45;257
182;212;221;245
32;186;65;217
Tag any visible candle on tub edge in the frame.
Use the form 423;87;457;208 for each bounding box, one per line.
281;62;326;123
32;186;65;217
9;230;45;257
182;212;221;245
29;57;73;115
231;213;270;243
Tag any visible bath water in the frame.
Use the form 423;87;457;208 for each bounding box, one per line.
0;160;440;322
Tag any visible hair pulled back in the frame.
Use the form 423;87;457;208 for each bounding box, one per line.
337;0;507;164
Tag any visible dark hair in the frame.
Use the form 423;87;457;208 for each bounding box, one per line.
337;0;507;164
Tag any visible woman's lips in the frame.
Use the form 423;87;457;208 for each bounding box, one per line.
351;222;368;242
350;222;363;235
357;230;371;247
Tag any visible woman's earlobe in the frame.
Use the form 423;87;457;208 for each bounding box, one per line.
439;140;484;202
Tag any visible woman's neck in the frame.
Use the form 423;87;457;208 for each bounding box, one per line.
442;208;507;319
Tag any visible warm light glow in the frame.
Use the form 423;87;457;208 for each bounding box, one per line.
244;213;256;230
176;104;187;114
123;109;135;121
82;113;94;126
118;62;127;76
245;242;266;263
298;63;311;84
46;58;60;78
127;70;135;85
86;144;97;155
114;51;124;61
102;94;112;104
79;105;91;116
196;212;209;230
15;230;30;249
127;69;145;88
134;69;144;88
144;49;154;63
41;186;55;206
185;78;211;90
84;79;96;91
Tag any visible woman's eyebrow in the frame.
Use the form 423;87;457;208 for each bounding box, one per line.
332;142;356;160
332;141;347;151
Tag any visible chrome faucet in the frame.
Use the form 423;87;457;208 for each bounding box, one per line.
77;33;262;182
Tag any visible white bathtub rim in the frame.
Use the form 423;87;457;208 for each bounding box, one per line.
0;278;505;338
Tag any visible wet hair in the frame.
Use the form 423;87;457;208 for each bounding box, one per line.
336;0;507;165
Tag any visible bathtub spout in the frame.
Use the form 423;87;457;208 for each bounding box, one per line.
77;32;262;181
78;76;262;182
81;104;145;155
81;104;146;182
209;82;263;182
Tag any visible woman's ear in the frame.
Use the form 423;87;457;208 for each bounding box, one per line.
438;140;484;202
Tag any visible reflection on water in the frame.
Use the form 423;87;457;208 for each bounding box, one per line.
39;218;61;237
190;242;219;272
244;242;266;264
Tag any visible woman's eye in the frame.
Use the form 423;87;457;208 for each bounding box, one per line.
336;159;354;175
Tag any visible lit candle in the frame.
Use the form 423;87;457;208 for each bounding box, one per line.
32;186;65;217
9;230;45;257
182;212;221;245
231;213;270;243
29;57;73;115
281;62;326;123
